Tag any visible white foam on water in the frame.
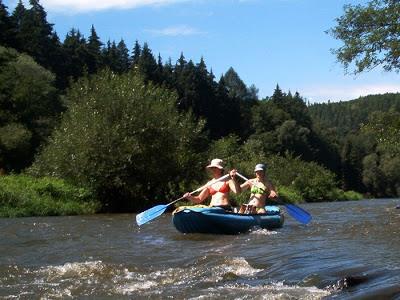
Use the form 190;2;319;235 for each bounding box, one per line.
249;228;279;235
219;257;262;277
113;257;262;296
11;258;328;299
32;222;50;227
114;280;159;295
112;266;182;295
38;261;106;279
192;281;330;300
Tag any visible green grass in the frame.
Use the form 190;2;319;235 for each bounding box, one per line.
0;175;100;217
327;188;364;201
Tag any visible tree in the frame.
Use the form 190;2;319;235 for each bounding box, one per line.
0;0;16;47
137;42;158;82
0;47;60;171
30;70;206;212
62;28;89;80
86;25;103;74
223;67;249;100
329;0;400;73
362;111;400;156
116;39;130;73
13;0;56;68
130;40;141;67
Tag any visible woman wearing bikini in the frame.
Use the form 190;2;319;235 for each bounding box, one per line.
183;158;240;211
240;163;278;214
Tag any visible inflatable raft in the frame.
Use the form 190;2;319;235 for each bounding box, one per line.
172;205;284;234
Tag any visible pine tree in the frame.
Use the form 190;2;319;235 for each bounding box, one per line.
11;0;63;81
63;28;89;80
104;40;119;71
137;42;157;82
223;67;249;100
176;52;187;74
0;0;17;48
162;57;174;86
86;25;103;74
116;39;130;73
156;53;163;82
16;0;54;67
271;84;285;103
130;40;141;68
11;0;27;50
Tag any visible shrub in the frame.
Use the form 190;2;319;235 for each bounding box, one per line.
29;70;206;212
0;175;99;217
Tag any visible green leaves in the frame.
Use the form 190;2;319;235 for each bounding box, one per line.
329;0;400;74
0;47;60;171
30;70;206;212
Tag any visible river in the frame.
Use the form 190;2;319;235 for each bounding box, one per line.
1;198;399;299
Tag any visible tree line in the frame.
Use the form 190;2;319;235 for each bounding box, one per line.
310;95;400;197
0;0;399;214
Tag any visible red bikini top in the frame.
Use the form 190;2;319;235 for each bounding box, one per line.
208;181;230;195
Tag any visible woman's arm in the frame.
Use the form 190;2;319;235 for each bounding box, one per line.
184;185;210;204
228;169;241;194
265;178;278;198
240;180;251;191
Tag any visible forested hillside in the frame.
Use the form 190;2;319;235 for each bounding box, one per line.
309;93;400;135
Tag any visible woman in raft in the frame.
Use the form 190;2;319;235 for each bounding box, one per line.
183;158;240;211
240;163;278;214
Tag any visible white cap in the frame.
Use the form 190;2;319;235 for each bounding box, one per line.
206;158;224;169
254;163;266;172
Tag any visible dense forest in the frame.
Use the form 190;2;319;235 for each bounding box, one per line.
0;0;399;215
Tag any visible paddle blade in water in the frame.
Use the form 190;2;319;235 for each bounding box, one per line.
136;204;168;226
285;204;312;224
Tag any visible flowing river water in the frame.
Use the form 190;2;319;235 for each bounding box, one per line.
1;198;399;299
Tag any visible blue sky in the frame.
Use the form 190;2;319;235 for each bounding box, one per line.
4;0;400;102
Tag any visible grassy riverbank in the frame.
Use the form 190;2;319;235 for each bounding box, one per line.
0;175;100;217
0;173;363;217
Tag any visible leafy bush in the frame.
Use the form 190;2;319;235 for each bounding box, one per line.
0;47;61;172
276;186;304;204
208;137;346;203
29;70;206;211
0;175;99;217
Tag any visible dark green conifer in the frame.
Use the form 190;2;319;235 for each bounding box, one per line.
87;25;103;74
0;0;17;47
131;40;141;67
62;28;89;80
137;42;157;82
116;39;130;73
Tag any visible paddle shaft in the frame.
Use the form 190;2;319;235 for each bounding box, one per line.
136;173;232;226
168;173;231;207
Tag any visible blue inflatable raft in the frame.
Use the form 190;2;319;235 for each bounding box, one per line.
172;206;284;234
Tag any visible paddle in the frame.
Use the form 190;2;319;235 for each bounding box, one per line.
236;172;312;224
136;174;231;226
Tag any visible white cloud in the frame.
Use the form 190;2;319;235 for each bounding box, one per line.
303;83;400;103
145;25;205;36
41;0;189;12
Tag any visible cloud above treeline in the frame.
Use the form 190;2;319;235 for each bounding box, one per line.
41;0;189;12
144;25;205;36
303;83;400;103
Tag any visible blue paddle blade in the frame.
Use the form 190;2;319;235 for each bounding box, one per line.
285;204;312;224
136;204;168;226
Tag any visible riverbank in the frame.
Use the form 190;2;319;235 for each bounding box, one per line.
0;174;364;217
0;175;100;217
